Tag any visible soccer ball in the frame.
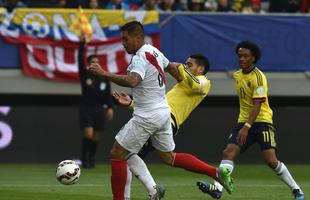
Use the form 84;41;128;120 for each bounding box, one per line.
56;160;81;185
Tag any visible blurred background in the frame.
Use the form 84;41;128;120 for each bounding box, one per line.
0;0;310;165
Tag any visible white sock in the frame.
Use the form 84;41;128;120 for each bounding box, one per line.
274;161;302;193
126;154;157;196
214;160;234;192
124;165;132;200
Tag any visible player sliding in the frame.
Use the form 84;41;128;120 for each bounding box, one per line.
197;41;304;200
113;54;234;200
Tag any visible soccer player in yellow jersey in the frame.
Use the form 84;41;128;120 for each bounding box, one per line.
114;54;233;199
197;41;304;200
114;54;211;146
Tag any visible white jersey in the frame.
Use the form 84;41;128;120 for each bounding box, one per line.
127;44;170;118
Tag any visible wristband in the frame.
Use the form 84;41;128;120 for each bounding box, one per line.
244;122;252;130
127;100;133;107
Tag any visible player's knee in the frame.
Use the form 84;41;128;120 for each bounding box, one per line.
265;158;278;169
110;145;125;159
158;152;174;165
222;146;238;160
263;149;278;169
110;147;118;159
162;158;172;165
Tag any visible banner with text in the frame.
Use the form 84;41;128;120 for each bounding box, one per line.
0;9;159;81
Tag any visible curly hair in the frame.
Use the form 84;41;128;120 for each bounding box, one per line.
235;41;261;63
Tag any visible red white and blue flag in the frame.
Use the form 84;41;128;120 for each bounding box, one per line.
0;9;160;81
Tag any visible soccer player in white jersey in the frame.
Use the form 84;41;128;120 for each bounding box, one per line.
88;21;233;200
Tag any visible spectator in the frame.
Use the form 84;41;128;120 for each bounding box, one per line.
286;0;301;12
243;0;265;13
205;0;217;11
105;0;131;10
58;0;67;8
158;0;184;11
4;0;27;12
269;0;287;12
139;0;159;10
301;0;310;12
269;0;301;12
231;0;247;12
188;0;205;11
217;0;231;11
124;0;143;10
65;0;88;8
88;0;101;8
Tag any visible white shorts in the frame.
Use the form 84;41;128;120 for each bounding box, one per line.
115;109;175;154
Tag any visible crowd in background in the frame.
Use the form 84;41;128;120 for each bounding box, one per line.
0;0;309;13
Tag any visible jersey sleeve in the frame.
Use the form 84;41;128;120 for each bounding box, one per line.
128;54;146;80
162;52;170;69
252;72;268;103
179;64;210;94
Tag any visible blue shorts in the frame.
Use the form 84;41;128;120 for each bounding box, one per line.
228;122;277;153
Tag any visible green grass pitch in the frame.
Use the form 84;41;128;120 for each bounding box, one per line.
0;164;308;200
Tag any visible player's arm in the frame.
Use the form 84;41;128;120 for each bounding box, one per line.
88;63;142;88
237;101;261;145
179;65;209;94
165;62;182;82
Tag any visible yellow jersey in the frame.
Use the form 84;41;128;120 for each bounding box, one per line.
233;67;273;123
167;64;211;129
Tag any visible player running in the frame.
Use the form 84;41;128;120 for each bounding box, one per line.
197;41;304;200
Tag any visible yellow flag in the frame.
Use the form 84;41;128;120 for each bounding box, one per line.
69;7;93;41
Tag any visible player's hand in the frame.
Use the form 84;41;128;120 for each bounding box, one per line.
113;91;132;106
237;127;249;145
88;63;107;77
106;108;114;121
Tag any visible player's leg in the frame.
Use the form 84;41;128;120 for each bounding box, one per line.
123;139;155;199
211;143;240;192
111;142;159;200
199;123;254;198
196;143;239;196
124;165;132;200
259;123;304;200
151;115;232;194
138;139;156;159
110;142;129;200
114;117;159;199
126;153;162;199
209;125;244;196
263;149;304;200
158;151;218;179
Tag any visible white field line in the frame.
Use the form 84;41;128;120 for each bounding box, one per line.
0;183;309;188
